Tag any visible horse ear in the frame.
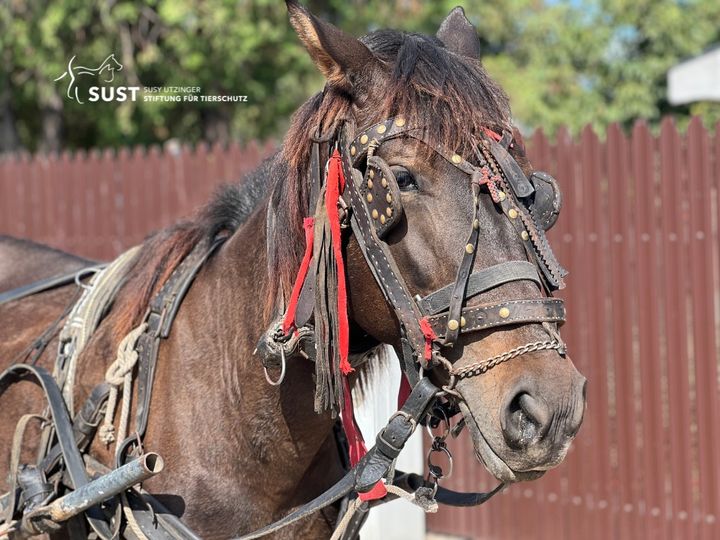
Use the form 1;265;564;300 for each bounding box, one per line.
436;7;482;59
286;0;376;90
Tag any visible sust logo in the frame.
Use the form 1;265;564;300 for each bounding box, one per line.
54;54;140;104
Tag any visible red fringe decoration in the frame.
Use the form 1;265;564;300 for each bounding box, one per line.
326;150;352;375
282;217;315;334
419;317;438;363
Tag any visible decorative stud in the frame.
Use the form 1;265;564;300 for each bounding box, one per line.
465;244;474;254
499;307;510;319
367;179;373;189
367;193;373;203
508;208;518;219
380;215;386;224
386;207;392;217
521;230;529;241
377;124;387;134
372;209;379;219
360;134;368;145
473;219;479;230
448;319;459;331
395;117;406;127
498;191;506;201
451;154;462;164
369;169;375;179
350;145;356;156
460;316;467;328
386;193;392;203
381;177;388;188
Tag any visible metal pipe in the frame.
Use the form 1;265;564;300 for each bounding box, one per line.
23;453;163;533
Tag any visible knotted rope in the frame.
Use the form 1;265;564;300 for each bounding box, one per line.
99;322;147;448
330;484;438;540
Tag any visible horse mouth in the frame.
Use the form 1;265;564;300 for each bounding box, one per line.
458;401;547;483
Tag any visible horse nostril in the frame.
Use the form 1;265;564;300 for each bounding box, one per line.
502;391;549;449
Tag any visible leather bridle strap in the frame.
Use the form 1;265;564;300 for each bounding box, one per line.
0;264;108;306
418;261;540;315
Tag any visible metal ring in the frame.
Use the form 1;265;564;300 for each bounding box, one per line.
427;444;454;480
74;266;104;290
263;347;286;386
425;407;450;442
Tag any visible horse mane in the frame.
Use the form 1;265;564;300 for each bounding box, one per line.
269;29;512;314
110;155;277;339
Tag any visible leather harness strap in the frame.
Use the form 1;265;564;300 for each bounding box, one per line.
0;264;108;306
418;261;540;315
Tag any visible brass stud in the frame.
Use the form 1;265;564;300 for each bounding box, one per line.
460;316;467;327
465;244;474;254
367;193;373;203
377;124;387;134
498;191;506;201
350;145;356;156
499;307;510;319
395;117;406;127
369;169;375;179
521;230;529;241
508;208;518;219
367;179;373;189
473;219;479;230
448;319;460;331
386;207;392;217
381;177;388;188
451;154;462;164
380;215;386;224
371;209;379;219
360;134;368;145
386;193;392;203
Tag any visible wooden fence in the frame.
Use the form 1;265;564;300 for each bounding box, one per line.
1;118;718;539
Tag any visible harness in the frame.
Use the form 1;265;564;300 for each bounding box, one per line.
0;116;567;539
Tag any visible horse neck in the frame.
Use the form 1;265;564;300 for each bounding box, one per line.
197;203;337;480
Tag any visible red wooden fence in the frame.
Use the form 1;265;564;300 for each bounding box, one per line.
1;118;718;539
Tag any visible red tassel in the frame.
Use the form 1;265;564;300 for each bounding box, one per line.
483;127;502;141
282;217;315;334
419;318;437;363
326;150;352;375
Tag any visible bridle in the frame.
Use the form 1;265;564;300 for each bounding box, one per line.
243;115;570;538
262;115;567;390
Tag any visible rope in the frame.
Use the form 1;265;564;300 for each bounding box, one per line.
120;493;149;540
58;245;141;413
99;322;147;446
330;484;438;540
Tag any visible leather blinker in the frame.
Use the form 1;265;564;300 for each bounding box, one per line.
528;171;562;231
360;156;403;238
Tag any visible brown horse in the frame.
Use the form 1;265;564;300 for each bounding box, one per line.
0;3;586;538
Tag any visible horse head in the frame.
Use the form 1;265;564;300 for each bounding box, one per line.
272;0;586;486
100;54;123;82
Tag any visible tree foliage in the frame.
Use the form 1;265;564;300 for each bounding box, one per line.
1;0;719;152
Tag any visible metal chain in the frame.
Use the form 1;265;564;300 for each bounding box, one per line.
450;340;563;380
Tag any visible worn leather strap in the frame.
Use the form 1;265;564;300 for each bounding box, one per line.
135;237;226;438
427;298;565;338
488;139;534;198
0;264;107;306
419;261;540;315
0;364;111;539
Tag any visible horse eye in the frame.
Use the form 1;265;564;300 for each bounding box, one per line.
392;167;417;191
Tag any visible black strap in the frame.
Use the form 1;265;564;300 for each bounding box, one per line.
488;139;534;198
0;264;107;306
0;364;112;539
419;261;540;315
